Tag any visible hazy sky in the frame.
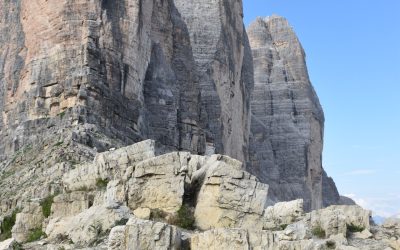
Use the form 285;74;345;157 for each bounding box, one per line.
243;0;400;217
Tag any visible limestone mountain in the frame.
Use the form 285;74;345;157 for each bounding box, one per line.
247;16;345;211
1;1;395;250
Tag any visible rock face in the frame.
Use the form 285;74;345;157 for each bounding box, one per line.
247;15;342;210
0;0;253;163
174;0;254;163
0;0;202;161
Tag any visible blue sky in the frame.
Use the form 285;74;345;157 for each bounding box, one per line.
243;0;400;217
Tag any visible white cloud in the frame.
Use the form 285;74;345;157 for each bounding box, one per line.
342;193;400;218
343;169;376;176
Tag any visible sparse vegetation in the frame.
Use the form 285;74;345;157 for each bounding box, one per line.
40;195;55;218
168;204;195;230
0;208;20;241
58;111;66;119
150;209;168;221
280;224;288;230
54;141;64;147
326;240;336;249
312;225;326;238
75;186;90;192
347;223;365;233
26;227;46;242
95;178;109;190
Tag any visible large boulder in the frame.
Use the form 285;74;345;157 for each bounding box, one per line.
126;152;187;214
194;155;268;230
263;199;304;230
108;218;183;250
11;203;44;243
46;205;131;246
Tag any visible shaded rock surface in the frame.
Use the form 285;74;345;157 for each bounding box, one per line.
247;15;344;210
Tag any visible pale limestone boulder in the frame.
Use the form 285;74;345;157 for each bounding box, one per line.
263;199;304;230
105;180;126;209
309;207;347;238
194;155;268;230
11;203;44;243
126;152;186;214
133;208;151;220
353;229;373;239
0;238;16;250
276;221;311;241
63;140;157;192
108;218;182;250
191;228;321;250
46;205;131;246
190;229;249;250
51;192;92;218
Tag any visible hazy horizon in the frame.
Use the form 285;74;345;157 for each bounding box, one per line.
243;0;400;217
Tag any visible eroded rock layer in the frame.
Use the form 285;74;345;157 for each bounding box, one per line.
247;16;341;210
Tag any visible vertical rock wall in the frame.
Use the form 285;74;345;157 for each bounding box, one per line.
174;0;254;163
247;16;327;210
0;0;206;161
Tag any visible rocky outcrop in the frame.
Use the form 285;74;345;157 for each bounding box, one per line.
0;141;395;249
247;15;342;210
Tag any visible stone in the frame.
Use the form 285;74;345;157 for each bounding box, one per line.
353;229;373;239
46;205;131;246
108;217;182;250
308;205;371;238
11;203;44;243
247;15;341;210
194;155;268;230
133;208;151;220
263;199;304;230
0;238;16;250
51;192;93;218
126;152;187;214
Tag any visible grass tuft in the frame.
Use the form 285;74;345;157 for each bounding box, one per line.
95;178;109;190
40;195;55;218
0;208;20;241
26;228;46;242
312;225;326;238
168;204;195;230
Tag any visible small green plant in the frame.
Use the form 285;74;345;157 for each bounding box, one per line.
75;186;90;192
26;228;46;242
95;178;109;190
58;247;66;250
347;223;365;233
280;224;288;230
168;204;195;230
58;111;66;119
54;141;64;147
40;195;55;218
0;208;20;241
312;225;326;239
326;240;336;249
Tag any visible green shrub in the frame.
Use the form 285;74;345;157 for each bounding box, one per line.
26;228;46;242
40;195;55;218
169;204;195;230
280;224;288;230
347;223;365;233
326;240;336;249
312;225;326;238
95;178;109;190
0;208;20;241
